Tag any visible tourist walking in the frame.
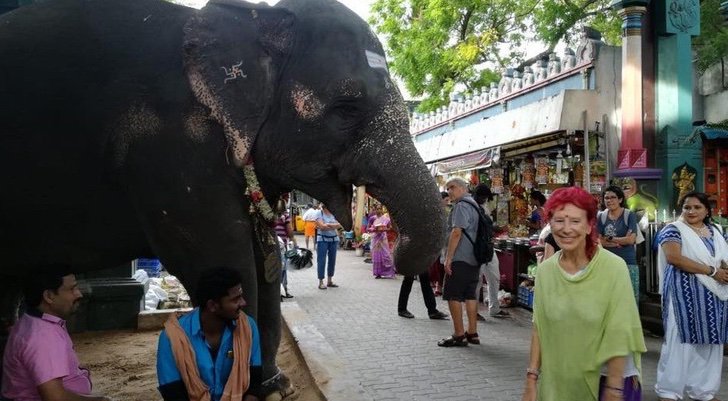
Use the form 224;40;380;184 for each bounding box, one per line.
654;191;728;401
437;177;481;347
597;185;639;302
315;205;341;289
429;191;450;296
302;203;319;250
473;184;509;318
274;193;296;299
369;206;396;279
521;186;646;401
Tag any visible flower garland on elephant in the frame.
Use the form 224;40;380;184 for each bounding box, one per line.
243;163;282;284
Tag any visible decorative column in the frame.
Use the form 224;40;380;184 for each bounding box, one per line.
654;0;701;207
613;0;649;170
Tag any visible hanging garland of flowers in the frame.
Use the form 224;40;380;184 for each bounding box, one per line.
243;164;276;222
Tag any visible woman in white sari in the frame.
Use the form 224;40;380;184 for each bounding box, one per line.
655;191;728;401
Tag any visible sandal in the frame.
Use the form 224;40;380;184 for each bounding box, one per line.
437;334;468;347
282;293;294;298
318;283;327;290
465;332;480;344
327;283;339;288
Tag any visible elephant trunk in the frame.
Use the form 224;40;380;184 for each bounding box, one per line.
366;160;445;276
341;93;446;276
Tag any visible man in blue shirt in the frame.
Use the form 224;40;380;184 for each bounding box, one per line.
157;267;262;401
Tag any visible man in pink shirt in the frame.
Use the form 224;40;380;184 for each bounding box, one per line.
1;269;113;401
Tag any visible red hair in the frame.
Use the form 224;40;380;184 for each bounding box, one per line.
544;186;599;259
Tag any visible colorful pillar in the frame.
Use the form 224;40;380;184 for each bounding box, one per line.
613;0;649;170
654;0;701;208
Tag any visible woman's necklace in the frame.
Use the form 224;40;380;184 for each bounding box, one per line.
687;223;710;237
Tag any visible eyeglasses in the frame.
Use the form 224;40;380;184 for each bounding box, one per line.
604;196;618;200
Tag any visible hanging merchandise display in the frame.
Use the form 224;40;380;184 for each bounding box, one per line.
522;157;536;190
535;155;549;184
490;168;505;194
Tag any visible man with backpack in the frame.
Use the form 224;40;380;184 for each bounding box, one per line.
438;177;487;347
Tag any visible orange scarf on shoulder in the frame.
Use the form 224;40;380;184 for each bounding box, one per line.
164;312;252;401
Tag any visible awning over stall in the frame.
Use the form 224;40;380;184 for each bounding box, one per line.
695;125;728;140
435;147;501;175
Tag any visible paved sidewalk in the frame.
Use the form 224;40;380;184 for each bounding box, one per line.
284;239;728;401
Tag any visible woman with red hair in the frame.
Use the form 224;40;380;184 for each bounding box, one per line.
521;187;646;401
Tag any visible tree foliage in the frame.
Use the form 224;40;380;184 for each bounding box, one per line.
369;0;620;112
693;0;728;73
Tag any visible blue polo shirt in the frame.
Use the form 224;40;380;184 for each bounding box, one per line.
156;308;261;401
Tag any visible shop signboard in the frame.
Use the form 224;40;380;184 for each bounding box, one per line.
436;146;501;175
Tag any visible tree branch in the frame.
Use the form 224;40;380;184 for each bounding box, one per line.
460;7;474;41
515;45;556;70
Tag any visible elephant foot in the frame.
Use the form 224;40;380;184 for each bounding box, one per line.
261;370;294;400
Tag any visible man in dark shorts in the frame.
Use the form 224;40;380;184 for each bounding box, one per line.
438;177;481;347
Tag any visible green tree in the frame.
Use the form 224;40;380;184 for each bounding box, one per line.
370;0;621;112
693;0;728;72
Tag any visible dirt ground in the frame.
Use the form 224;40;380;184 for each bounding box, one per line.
73;324;324;401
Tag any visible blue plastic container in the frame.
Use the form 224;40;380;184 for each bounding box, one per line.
137;258;162;277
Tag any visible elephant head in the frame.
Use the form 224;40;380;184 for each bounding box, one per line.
184;0;444;275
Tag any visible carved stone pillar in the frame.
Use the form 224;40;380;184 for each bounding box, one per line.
613;0;649;170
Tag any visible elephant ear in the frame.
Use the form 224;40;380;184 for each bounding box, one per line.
183;0;296;167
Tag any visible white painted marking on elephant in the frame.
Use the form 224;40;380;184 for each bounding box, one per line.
365;50;388;71
162;210;168;216
290;82;324;121
111;104;162;167
186;186;192;193
143;15;152;22
187;68;250;167
222;61;247;83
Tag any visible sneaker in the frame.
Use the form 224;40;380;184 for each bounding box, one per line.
490;310;510;318
428;311;449;320
398;310;415;318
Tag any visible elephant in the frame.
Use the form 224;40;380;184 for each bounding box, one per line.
0;0;445;396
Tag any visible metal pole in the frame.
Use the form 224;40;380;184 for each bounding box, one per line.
583;111;591;192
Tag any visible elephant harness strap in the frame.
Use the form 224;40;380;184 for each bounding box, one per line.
164;314;252;401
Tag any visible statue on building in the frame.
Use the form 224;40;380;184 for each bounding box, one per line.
498;68;513;96
441;105;449;122
455;97;465;115
522;66;535;86
562;48;577;70
576;26;603;64
534;59;548;82
547;53;561;76
447;95;458;117
488;82;499;101
511;70;523;92
480;86;489;104
472;88;481;108
464;93;473;110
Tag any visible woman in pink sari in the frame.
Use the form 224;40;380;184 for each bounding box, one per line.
369;206;396;278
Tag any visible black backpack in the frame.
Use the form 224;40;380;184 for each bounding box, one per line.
460;199;495;264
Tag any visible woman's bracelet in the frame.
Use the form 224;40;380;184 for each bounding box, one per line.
526;367;540;380
707;265;718;277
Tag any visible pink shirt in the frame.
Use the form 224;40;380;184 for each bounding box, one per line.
1;312;92;401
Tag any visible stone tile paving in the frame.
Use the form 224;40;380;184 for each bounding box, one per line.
285;239;728;400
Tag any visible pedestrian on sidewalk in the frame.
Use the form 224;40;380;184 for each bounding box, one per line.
274;193;296;299
597;185;639;303
397;272;449;319
302;203;319;250
429;191;450;296
437;177;481;347
521;187;646;401
315;204;341;290
473;184;509;319
369;205;396;279
653;191;728;401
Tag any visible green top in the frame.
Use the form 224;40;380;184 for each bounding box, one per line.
534;247;646;401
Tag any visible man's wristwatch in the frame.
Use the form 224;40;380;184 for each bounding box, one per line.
708;265;718;277
607;235;614;242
